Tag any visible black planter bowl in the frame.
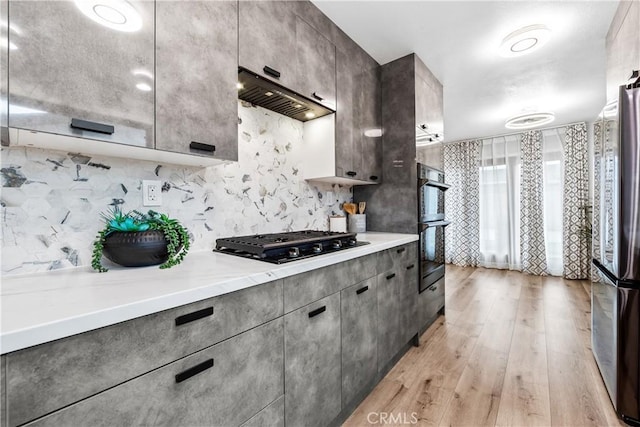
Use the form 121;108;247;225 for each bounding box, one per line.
102;230;169;267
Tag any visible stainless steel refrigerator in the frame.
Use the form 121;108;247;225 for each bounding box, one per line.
592;71;640;425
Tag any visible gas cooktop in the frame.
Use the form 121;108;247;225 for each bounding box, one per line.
215;230;369;264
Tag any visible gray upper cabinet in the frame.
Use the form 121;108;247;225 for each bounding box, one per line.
239;1;298;89
335;50;381;184
156;0;238;161
284;293;341;427
8;0;154;147
295;16;336;110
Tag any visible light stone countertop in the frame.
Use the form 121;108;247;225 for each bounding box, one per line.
0;232;418;354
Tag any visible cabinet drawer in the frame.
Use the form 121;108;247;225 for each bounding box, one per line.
418;277;445;330
377;242;418;274
284;254;376;313
240;395;284;427
6;280;283;427
25;319;284;427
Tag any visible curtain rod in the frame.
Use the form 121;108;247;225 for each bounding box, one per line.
442;121;588;145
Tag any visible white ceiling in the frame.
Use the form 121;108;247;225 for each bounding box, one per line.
311;0;619;142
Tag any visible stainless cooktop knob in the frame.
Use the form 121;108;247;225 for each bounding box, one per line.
347;238;357;247
312;243;323;253
332;240;342;249
288;247;300;258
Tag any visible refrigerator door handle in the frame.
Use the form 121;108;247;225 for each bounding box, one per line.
420;220;451;232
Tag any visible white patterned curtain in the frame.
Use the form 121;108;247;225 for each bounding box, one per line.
520;131;549;275
563;123;590;279
443;140;481;267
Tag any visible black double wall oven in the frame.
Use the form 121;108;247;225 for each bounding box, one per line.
418;164;450;293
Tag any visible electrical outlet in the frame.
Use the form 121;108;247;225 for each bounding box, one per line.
142;180;162;206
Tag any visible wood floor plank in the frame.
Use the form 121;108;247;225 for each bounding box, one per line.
345;266;624;427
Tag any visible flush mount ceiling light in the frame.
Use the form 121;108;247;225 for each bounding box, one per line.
505;112;555;129
499;24;551;57
74;0;142;32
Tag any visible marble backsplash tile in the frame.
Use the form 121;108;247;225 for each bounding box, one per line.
1;103;351;275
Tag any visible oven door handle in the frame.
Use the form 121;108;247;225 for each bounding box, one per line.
419;179;451;190
420;220;451;232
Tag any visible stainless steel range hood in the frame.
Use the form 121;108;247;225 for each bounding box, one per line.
238;68;335;122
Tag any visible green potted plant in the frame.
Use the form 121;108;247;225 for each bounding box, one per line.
91;207;190;272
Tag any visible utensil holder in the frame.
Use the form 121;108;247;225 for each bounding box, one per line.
348;214;366;233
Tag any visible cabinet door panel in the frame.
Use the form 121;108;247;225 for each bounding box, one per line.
156;0;238;161
25;319;284;427
9;0;154;147
335;49;355;178
377;271;401;370
359;66;382;182
239;1;297;89
295;17;336;110
285;294;341;427
341;277;378;407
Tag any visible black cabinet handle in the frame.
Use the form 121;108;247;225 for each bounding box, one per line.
386;273;396;280
308;306;326;318
190;141;216;153
175;307;213;326
356;286;369;295
346;171;357;177
397;247;406;254
70;118;114;135
312;92;324;101
429;285;438;292
369;176;378;181
406;264;415;270
263;66;281;79
175;359;213;383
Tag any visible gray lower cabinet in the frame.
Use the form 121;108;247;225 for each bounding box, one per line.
24;319;284;427
341;276;378;407
8;0;155;147
239;0;298;89
5;280;283;427
377;269;403;370
284;293;341;427
155;0;238;161
417;276;445;332
240;395;284;427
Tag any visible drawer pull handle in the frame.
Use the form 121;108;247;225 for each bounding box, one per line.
346;171;357;177
386;273;396;280
406;264;415;270
175;359;214;383
397;247;406;254
190;141;216;153
430;285;438;292
175;307;214;326
263;66;281;79
356;285;369;295
70;118;114;135
308;306;326;318
312;92;324;101
369;175;378;181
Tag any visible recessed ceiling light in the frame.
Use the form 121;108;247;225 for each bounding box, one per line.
505;112;555;129
135;82;152;92
499;24;551;57
74;0;143;32
305;112;316;119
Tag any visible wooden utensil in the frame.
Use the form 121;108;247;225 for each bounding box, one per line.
343;203;357;215
358;202;366;214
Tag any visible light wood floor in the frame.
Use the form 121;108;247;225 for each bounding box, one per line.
344;265;625;427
